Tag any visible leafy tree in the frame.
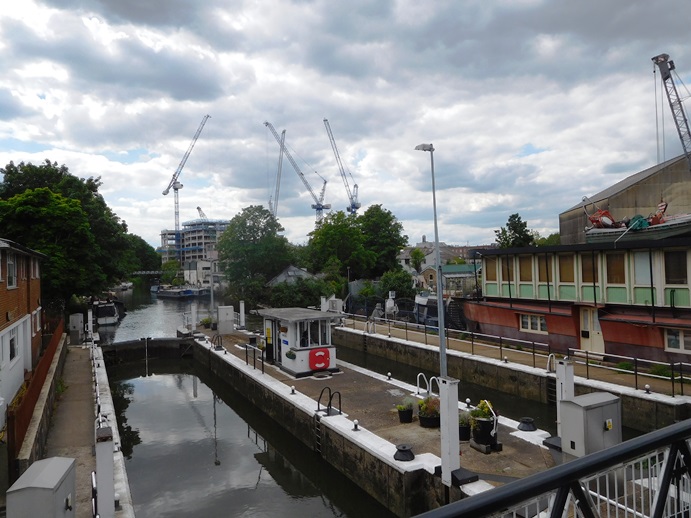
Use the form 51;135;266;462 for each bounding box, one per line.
379;269;415;299
0;188;105;300
161;260;181;285
534;232;561;246
495;213;534;248
308;211;375;279
357;205;408;278
0;159;156;298
410;248;425;273
217;205;291;308
269;278;332;308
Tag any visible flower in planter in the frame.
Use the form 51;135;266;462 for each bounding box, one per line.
396;397;416;412
458;411;471;427
285;349;297;360
470;399;495;429
418;396;441;418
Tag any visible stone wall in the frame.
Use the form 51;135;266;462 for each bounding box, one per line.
332;327;690;433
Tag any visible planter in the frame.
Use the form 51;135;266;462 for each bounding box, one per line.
398;408;413;423
459;425;471;441
419;415;441;428
472;418;497;446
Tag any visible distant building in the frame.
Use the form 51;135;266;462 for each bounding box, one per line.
0;239;44;429
398;236;471;274
158;217;230;264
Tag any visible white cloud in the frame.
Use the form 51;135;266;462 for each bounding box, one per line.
1;0;689;248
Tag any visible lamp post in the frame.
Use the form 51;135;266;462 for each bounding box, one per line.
415;143;460;494
414;143;447;376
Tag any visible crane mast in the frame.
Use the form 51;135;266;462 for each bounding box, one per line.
652;53;691;172
264;121;330;222
323;118;361;214
269;129;286;217
162;114;210;260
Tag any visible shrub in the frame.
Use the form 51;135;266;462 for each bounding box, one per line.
650;364;672;379
396;397;416;412
458;411;471;426
418;396;440;417
616;362;634;372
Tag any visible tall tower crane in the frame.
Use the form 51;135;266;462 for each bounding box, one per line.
162;114;211;259
264;121;331;222
268;129;286;217
652;53;691;172
197;206;208;220
323;118;361;214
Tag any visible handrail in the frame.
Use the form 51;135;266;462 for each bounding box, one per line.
417;419;691;517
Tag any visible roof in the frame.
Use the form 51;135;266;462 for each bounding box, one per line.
562;155;687;213
441;264;480;275
0;238;47;258
256;307;341;322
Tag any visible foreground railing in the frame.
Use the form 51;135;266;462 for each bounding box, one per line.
417;419;691;518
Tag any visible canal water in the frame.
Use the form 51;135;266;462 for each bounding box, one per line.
107;287;395;517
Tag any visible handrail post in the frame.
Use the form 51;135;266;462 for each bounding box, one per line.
499;336;503;361
585;350;590;379
471;331;475;355
634;357;638;390
532;341;536;368
671;361;675;397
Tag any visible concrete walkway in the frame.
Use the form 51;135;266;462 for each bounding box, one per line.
44;345;95;518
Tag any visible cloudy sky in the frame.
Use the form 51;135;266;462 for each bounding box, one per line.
1;0;690;249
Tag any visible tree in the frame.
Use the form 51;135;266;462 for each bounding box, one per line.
0;188;105;300
357;205;408;278
410;248;425;273
217;205;291;308
535;232;561;246
269;278;332;308
379;269;415;299
0;160;151;296
307;211;375;279
495;213;534;248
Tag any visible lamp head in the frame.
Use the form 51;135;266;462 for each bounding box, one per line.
415;143;434;152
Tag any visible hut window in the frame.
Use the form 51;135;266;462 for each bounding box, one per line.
581;253;599;283
484;259;497;281
665;329;691;352
633;251;651;285
501;257;514;282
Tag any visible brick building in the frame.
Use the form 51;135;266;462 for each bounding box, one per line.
0;239;44;429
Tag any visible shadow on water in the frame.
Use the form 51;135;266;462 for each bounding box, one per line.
109;359;396;518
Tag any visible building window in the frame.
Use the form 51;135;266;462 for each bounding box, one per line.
665;251;687;285
559;255;574;283
633;251;651;285
581;253;599;283
665;329;691;352
7;252;16;288
519;256;532;282
9;328;17;360
501;256;514;282
519;314;547;334
538;255;550;283
606;253;626;284
484;259;497;281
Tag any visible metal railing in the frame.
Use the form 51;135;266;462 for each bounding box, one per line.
417;419;691;518
342;313;691;396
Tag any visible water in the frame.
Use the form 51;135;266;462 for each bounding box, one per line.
106;286;394;518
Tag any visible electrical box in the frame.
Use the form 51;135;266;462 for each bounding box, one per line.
7;457;76;518
68;314;84;345
561;392;621;458
217;305;235;335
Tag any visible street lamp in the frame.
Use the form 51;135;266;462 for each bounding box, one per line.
415;143;462;494
414;143;447;376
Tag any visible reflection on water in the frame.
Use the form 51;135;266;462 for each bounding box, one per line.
110;363;395;518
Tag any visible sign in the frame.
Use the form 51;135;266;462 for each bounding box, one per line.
309;348;330;370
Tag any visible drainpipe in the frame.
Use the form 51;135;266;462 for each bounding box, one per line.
591;249;597;306
545;252;552;313
649;248;656;323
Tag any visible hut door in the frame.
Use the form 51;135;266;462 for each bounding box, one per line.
580;307;604;355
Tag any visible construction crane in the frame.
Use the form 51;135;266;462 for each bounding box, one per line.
162;114;211;259
323;118;361;214
652;53;691;172
197;206;208;220
264;121;331;222
268;129;286;217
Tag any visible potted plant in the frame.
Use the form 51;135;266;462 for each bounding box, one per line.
396;397;415;423
417;396;441;428
458;411;471;441
470;399;497;446
200;317;212;329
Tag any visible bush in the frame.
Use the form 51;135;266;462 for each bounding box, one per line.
418;396;440;417
616;362;634;372
650;364;672;379
396;397;416;411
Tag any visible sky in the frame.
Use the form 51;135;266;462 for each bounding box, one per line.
1;0;690;249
